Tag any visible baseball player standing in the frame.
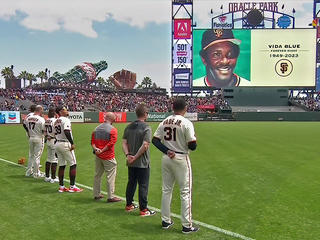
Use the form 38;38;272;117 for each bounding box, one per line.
54;106;83;193
25;105;45;178
23;104;37;173
44;107;59;183
152;98;199;234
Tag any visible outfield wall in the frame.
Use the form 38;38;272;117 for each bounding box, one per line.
233;112;320;121
15;111;197;124
1;111;319;124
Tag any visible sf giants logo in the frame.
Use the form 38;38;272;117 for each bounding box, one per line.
275;59;293;77
174;19;191;39
280;63;288;74
214;29;223;38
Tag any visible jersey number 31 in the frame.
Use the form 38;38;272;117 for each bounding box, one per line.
164;127;176;141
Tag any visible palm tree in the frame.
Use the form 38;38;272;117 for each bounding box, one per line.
36;71;47;84
96;76;105;87
1;67;13;80
1;67;14;89
18;71;29;88
26;73;36;87
137;76;152;89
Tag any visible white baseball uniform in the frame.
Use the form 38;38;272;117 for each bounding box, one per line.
25;114;45;177
45;117;57;163
54;116;76;166
154;114;196;228
24;112;34;174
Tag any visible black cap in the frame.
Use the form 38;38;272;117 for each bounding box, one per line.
201;29;241;50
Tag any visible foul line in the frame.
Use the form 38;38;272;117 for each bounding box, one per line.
0;157;254;240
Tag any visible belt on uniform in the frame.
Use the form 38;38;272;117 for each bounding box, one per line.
57;140;68;142
174;151;188;155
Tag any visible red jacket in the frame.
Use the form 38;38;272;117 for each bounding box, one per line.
91;123;117;160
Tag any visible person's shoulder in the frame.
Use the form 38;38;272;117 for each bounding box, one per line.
39;116;45;122
62;116;70;122
180;115;192;125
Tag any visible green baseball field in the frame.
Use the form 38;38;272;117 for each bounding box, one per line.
0;122;319;240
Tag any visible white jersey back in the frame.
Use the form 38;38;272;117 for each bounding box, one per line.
54;116;73;141
24;112;34;125
154;114;196;154
26;114;45;139
45;117;56;138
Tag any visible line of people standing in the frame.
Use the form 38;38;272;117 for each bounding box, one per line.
24;104;83;192
23;98;199;234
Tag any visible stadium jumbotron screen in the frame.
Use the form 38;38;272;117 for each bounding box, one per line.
193;28;317;88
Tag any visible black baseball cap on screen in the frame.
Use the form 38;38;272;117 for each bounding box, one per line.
201;29;241;50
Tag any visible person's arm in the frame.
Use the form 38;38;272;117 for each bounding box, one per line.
64;130;75;150
122;139;130;156
188;141;197;151
152;137;169;154
23;123;29;137
91;132;100;154
130;141;149;163
185;120;197;151
63;119;74;150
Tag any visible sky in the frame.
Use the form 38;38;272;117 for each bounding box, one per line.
0;0;315;89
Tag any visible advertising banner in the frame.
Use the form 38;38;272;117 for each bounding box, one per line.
173;42;192;65
212;14;233;29
68;112;84;123
184;112;198;121
0;111;20;124
99;112;127;123
173;68;191;92
193;28;316;88
174;19;192;39
147;112;171;122
84;112;99;123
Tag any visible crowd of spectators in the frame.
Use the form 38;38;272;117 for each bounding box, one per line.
0;86;229;113
290;96;320;111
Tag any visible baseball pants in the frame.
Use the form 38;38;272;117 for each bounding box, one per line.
93;157;117;199
161;153;193;228
26;137;44;176
55;142;77;166
46;139;57;163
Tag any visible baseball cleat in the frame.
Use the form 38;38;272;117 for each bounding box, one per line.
140;208;156;217
125;204;138;212
162;221;174;229
33;172;45;178
68;186;83;193
107;197;122;203
182;226;199;234
58;186;69;193
44;177;51;182
50;178;59;183
94;194;104;201
25;172;33;177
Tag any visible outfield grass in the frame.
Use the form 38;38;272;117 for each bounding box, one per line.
0;122;319;240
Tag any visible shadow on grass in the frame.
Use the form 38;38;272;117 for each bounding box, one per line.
93;207;183;236
30;185;58;194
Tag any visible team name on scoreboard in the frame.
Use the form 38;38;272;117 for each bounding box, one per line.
229;1;279;12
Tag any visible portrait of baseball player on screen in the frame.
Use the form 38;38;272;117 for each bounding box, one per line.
193;29;251;88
